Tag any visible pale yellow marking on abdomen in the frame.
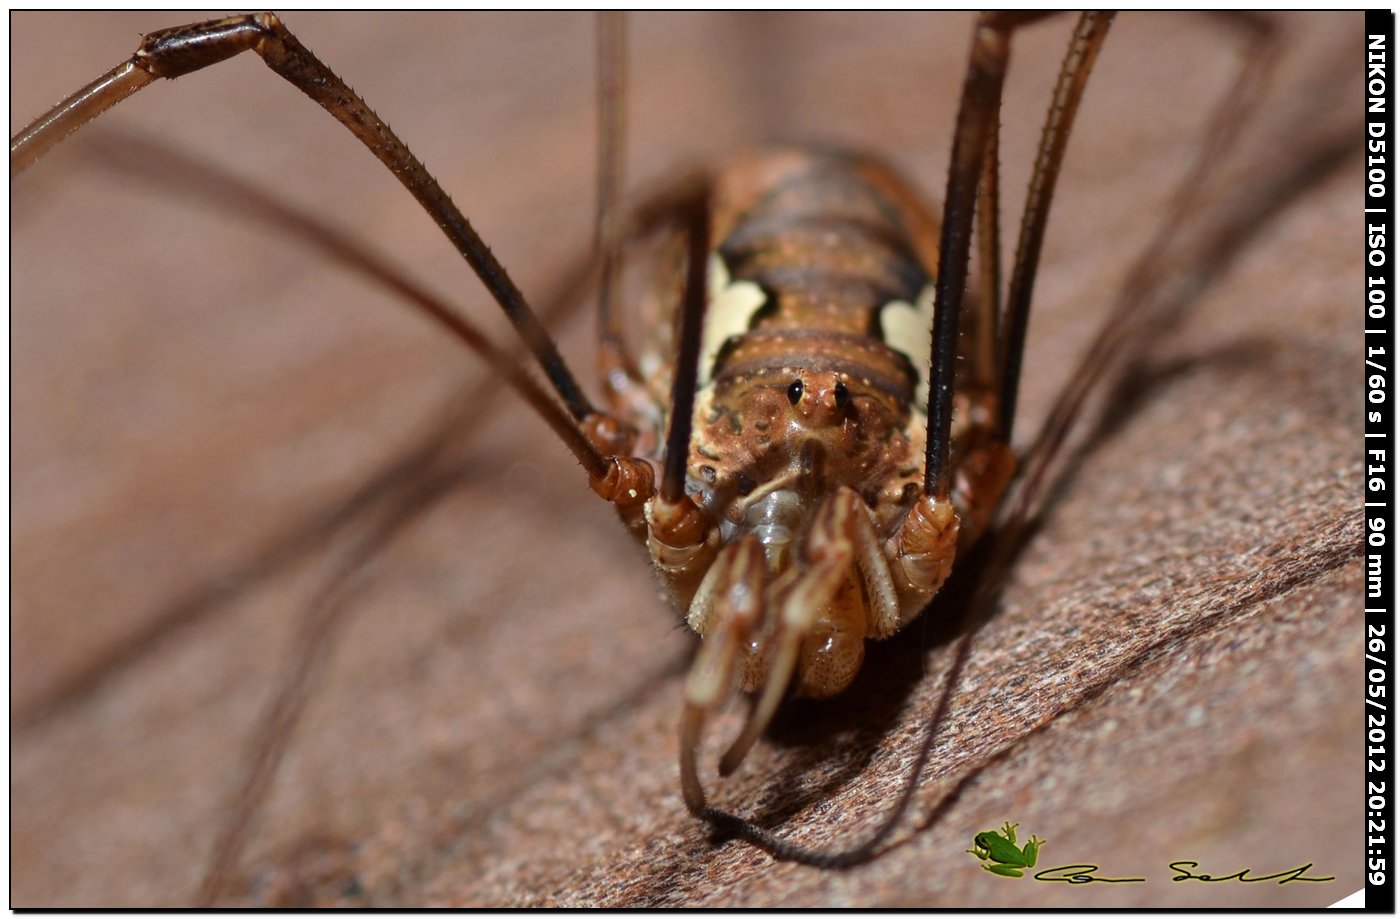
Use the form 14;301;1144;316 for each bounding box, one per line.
878;283;936;412
700;254;767;386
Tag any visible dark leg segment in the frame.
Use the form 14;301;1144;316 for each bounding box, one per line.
924;12;1053;500
996;12;1115;442
660;193;714;504
972;122;1003;395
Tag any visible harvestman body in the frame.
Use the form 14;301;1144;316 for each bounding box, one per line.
12;9;1275;894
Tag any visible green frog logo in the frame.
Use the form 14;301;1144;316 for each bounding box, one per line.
966;821;1045;878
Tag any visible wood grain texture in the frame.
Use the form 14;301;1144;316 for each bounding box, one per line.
12;12;1362;907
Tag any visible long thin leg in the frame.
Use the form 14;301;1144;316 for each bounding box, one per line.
196;461;463;906
893;12;1071;626
971;124;1003;394
640;187;720;565
11;13;596;426
996;12;1115;441
660;196;712;503
595;12;638;392
1015;13;1276;506
924;12;1055;501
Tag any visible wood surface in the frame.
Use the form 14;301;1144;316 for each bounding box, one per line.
11;12;1363;907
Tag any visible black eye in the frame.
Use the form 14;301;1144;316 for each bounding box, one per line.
833;380;850;410
787;379;804;405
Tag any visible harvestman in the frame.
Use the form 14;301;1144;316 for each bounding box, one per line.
11;10;1281;902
